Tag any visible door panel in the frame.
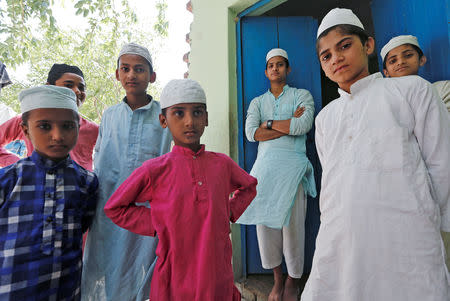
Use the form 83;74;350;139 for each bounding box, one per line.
240;16;322;274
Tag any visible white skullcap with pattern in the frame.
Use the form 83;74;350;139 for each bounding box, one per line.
266;48;289;62
118;42;153;70
380;35;421;62
19;85;78;114
160;79;206;109
317;8;364;38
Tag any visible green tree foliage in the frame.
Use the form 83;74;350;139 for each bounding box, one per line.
0;0;168;123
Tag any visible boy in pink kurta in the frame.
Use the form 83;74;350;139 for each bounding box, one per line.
104;79;257;301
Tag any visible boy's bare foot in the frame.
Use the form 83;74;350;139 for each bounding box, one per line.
269;265;284;301
283;276;299;301
268;282;284;301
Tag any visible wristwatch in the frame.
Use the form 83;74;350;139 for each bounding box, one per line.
267;120;273;130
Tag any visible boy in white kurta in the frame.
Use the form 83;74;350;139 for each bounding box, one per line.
381;34;450;270
301;8;450;301
381;35;450;113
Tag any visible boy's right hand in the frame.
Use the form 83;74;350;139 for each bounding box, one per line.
294;106;305;118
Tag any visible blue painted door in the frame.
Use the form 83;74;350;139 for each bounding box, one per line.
239;16;322;274
371;0;450;81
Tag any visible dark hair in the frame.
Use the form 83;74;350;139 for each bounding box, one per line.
266;57;289;70
21;111;30;125
316;24;369;54
382;44;424;69
46;64;84;85
21;110;80;125
117;57;154;74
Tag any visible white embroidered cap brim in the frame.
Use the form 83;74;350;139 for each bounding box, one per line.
19;85;78;114
160;79;207;109
380;35;421;62
118;42;153;69
266;48;289;62
317;8;364;38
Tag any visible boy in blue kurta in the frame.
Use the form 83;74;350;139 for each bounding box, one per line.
0;85;98;300
81;43;172;301
237;48;316;301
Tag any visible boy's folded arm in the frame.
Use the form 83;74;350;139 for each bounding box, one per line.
288;90;315;136
104;165;156;236
245;98;262;142
228;158;258;222
254;127;286;141
409;80;450;230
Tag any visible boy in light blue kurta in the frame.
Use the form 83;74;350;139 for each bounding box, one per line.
81;43;171;301
237;48;316;301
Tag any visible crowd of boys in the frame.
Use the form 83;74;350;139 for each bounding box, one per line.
0;6;449;301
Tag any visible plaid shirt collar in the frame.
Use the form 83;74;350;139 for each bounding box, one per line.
30;151;73;171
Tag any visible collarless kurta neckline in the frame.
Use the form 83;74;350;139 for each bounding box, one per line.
338;72;383;97
121;95;154;112
172;144;206;157
268;84;290;100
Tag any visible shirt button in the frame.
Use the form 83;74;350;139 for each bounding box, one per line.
47;193;52;198
349;136;352;140
46;216;53;223
198;181;203;186
193;156;197;159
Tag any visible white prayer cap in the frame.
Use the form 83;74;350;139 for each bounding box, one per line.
118;42;153;70
160;79;206;109
317;8;364;38
380;35;421;62
19;85;78;114
266;48;289;62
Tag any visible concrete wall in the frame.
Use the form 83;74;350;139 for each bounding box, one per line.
188;0;259;159
187;0;268;280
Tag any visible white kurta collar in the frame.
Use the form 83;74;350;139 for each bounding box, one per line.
338;72;383;97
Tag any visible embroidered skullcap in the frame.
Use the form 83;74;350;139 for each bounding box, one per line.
19;85;78;114
380;35;421;62
160;79;206;109
46;64;84;85
317;8;364;38
118;42;153;70
266;48;289;62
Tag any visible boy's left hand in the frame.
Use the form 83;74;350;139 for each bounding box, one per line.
294;106;305;118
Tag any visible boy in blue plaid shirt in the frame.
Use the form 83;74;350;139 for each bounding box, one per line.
0;85;98;300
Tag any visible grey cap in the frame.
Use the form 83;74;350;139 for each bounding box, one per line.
118;42;153;70
19;85;78;114
160;79;206;109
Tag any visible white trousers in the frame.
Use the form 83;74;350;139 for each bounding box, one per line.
256;184;306;278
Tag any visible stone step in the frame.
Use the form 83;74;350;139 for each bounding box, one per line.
236;274;309;301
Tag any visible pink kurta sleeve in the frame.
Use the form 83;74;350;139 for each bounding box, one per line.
227;158;257;222
104;163;156;236
69;118;99;171
0;116;28;167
